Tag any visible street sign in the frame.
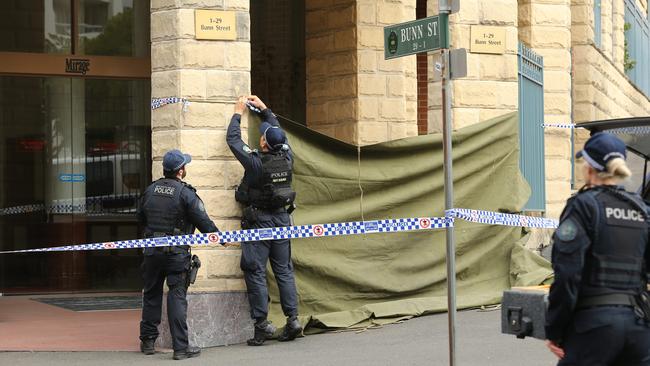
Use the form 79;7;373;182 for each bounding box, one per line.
384;14;448;60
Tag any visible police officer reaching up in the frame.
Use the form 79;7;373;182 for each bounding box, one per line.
227;95;302;346
138;149;219;360
545;133;650;365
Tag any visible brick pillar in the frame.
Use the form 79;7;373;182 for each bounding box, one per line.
519;0;573;218
150;0;253;348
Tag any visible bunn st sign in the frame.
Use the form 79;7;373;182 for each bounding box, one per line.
384;14;449;59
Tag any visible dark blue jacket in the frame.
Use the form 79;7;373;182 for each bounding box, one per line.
226;108;293;188
545;185;650;342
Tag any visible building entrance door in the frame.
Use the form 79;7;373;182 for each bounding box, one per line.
0;75;150;294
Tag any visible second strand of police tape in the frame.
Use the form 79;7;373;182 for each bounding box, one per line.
0;209;559;254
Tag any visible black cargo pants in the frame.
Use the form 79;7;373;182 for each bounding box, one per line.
558;307;650;366
139;247;191;352
241;208;298;321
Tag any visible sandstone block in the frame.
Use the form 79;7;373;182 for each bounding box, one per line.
530;26;571;48
358;51;378;72
179;70;207;99
329;99;357;122
359;74;386;96
307;57;329;77
544;70;571;93
152;70;181;98
206;70;250;99
480;0;517;25
180;41;226;69
358;122;388;145
377;2;405;25
358;3;376;24
334;29;357;51
224;160;245;189
152;130;181;158
204;250;243;278
188;160;226;189
199;189;242;217
225;41;251;70
224;0;249;10
544;92;571;115
379;99;406;120
452;108;480;130
153;103;182;129
358;26;384;49
306;34;334;54
334;123;358;145
329;5;355;29
545;158;572;181
182;102;230;129
387;75;406;97
152;40;179;71
328;52;357;74
359;97;379;120
306;10;330;33
532;3;571;26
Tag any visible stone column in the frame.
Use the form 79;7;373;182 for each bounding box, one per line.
305;0;418;145
150;0;253;348
519;0;573;219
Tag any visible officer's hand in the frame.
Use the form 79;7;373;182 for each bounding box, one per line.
234;96;246;115
247;95;267;111
545;340;565;359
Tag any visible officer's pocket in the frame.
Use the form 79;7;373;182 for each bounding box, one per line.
240;243;261;272
573;308;614;334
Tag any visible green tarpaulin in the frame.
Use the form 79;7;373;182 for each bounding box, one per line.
253;112;552;330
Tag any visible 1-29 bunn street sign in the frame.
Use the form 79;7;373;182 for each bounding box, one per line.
384;14;449;60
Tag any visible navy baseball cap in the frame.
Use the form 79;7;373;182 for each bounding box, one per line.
260;121;286;149
576;132;627;172
163;149;192;171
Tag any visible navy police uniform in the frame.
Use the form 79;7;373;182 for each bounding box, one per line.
546;134;650;366
227;106;301;345
138;150;218;357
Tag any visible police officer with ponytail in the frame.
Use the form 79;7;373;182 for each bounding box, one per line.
227;95;302;346
545;133;650;365
138;150;219;360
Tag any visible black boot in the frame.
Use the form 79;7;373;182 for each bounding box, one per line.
278;316;302;342
247;320;276;346
140;339;155;355
173;346;201;360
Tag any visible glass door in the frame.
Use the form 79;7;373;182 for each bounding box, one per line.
0;75;150;294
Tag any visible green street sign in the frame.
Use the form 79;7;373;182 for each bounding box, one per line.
384;14;449;59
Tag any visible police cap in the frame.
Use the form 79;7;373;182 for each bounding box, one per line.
576;132;627;172
163;149;192;172
260;121;286;150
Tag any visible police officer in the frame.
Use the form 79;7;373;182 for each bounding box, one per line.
227;95;302;346
545;133;650;365
138;149;219;360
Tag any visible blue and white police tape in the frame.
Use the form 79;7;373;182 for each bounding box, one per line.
0;216;454;254
542;124;650;135
151;97;189;111
446;208;559;229
0;194;141;216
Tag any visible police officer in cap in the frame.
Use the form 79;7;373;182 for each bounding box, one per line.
545;132;650;365
227;95;302;346
138;149;219;360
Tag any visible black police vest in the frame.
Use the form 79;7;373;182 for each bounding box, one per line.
579;187;649;297
236;151;296;209
142;178;193;237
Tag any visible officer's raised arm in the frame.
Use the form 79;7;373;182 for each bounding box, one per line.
227;97;257;171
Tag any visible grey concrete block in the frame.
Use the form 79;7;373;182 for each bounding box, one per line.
156;291;253;349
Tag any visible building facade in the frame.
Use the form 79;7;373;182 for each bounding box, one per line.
1;0;649;300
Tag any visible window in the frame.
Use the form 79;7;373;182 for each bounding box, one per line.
624;0;650;97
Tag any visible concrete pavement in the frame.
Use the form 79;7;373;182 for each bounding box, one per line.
0;309;555;366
